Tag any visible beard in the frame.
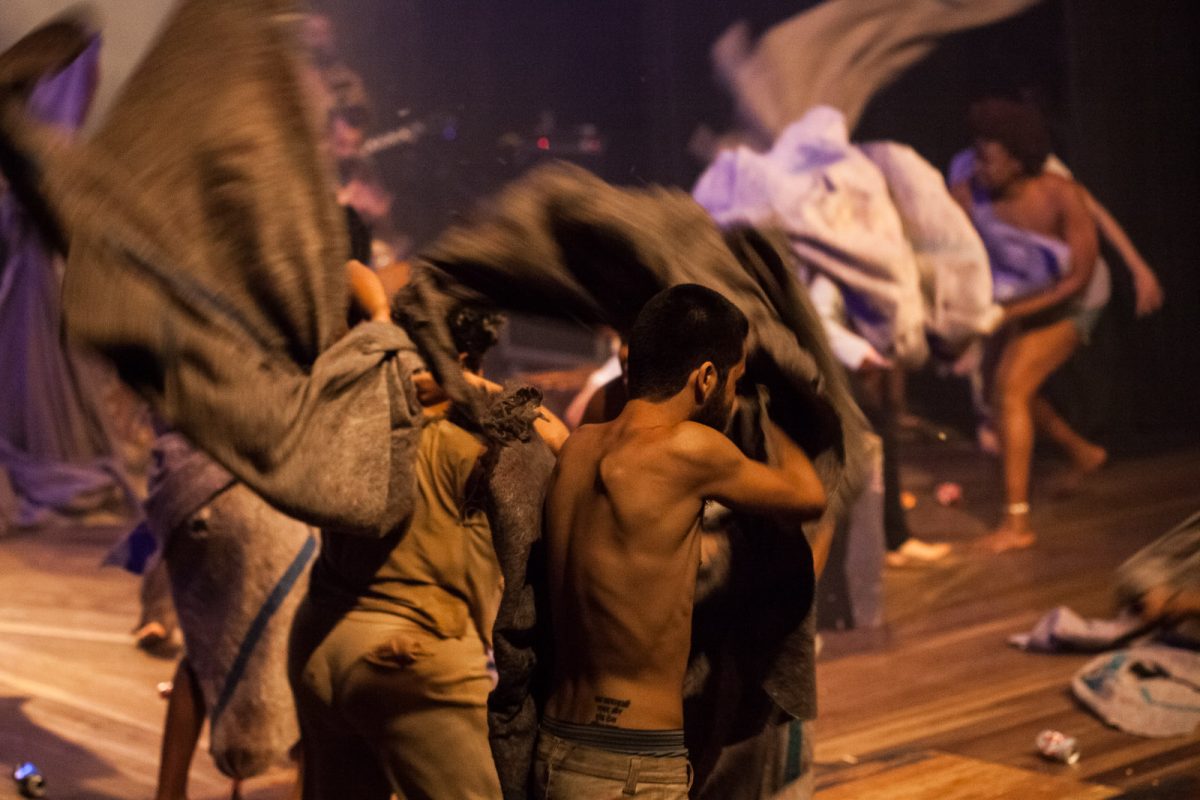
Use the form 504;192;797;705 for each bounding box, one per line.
692;380;735;432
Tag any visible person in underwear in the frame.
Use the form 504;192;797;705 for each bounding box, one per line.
950;99;1103;552
537;284;827;799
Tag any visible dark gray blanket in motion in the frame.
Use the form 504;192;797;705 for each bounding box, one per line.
1118;510;1200;605
1;3;867;797
407;163;871;796
0;0;425;538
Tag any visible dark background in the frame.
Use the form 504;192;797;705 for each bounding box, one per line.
322;0;1199;454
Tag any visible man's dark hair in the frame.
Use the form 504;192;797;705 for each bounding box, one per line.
448;302;506;372
968;98;1052;175
625;284;749;401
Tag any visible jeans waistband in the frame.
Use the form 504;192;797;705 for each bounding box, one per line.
541;716;687;758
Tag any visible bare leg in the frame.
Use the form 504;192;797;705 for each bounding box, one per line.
1032;397;1108;493
155;658;205;800
984;319;1081;552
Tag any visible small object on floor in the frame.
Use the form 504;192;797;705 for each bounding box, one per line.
976;423;1000;456
886;538;951;567
900;491;917;510
156;680;174;699
13;761;46;798
1036;729;1081;765
934;482;962;506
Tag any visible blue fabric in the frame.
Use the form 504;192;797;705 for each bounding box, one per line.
101;520;158;574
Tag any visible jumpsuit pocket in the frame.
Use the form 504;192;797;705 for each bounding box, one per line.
362;631;431;669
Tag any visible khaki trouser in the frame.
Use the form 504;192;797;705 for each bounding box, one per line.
533;730;692;800
288;599;501;800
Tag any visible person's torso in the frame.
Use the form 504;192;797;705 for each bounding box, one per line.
544;421;703;729
981;175;1063;239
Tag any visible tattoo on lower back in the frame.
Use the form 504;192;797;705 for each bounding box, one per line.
592;695;632;726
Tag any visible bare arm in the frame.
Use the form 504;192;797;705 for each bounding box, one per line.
345;259;392;322
683;421;826;522
532;407;570;455
1001;180;1098;322
1081;188;1164;316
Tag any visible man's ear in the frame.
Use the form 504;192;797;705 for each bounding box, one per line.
693;361;718;403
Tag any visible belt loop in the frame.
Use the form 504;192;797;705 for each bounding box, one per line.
686;760;694;790
553;737;570;767
623;756;641;796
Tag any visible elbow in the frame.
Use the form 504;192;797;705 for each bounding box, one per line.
788;483;827;522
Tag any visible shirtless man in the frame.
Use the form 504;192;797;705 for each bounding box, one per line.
951;99;1102;552
537;284;827;799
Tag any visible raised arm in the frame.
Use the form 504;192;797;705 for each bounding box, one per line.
346;258;393;323
1001;179;1098;322
683;420;826;522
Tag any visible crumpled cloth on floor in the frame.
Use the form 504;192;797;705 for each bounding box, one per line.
1009;606;1150;653
1073;646;1200;738
1012;510;1200;738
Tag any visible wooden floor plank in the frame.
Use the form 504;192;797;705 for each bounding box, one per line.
816;751;1120;800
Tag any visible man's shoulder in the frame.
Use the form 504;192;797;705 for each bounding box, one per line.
658;421;741;471
422;416;485;461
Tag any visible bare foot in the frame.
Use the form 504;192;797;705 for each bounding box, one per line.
133;621;182;657
978;516;1036;553
886;538;952;567
133;621;168;648
1054;444;1108;497
1072;442;1109;474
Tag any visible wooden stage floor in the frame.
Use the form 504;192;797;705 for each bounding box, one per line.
1;439;1198;799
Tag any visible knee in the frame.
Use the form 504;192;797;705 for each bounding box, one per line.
997;381;1036;416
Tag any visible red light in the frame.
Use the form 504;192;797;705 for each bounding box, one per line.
536;136;550;150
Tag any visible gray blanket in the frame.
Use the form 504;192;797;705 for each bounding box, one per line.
1118;510;1200;605
714;0;1045;139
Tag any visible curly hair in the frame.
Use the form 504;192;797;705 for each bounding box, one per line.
447;302;506;372
968;98;1052;175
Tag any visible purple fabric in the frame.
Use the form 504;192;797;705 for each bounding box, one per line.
0;35;130;525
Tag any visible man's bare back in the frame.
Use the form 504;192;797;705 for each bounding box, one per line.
543;380;826;730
